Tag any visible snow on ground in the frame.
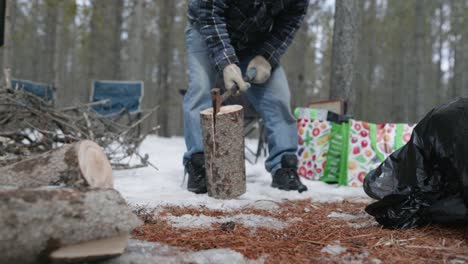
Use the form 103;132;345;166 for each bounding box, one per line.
102;239;263;264
114;136;369;210
327;211;368;220
165;213;301;230
327;211;378;229
321;244;347;256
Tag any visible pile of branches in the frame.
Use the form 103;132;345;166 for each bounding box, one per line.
0;87;158;169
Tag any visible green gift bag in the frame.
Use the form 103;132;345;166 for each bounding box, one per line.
339;121;415;187
322;122;349;183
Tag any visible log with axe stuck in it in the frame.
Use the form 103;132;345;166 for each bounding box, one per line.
200;69;256;199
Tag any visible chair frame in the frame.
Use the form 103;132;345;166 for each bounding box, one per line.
90;80;145;137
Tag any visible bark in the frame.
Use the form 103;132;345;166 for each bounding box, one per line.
437;0;445;104
2;0;15;73
0;187;141;264
200;105;246;199
329;0;360;115
53;0;64;92
0;140;113;189
448;0;465;99
128;0;145;80
31;0;41;80
157;0;176;137
355;0;376;121
42;0;59;83
88;0;124;81
457;2;468;97
412;0;426;121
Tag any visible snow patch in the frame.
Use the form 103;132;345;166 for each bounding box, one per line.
327;212;368;220
164;213;300;230
103;239;263;264
246;200;281;211
114;136;369;210
321;246;380;264
191;249;264;264
347;221;378;229
321;244;347;256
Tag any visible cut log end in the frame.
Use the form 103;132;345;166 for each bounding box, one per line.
77;140;113;189
49;234;129;262
200;105;243;116
0;140;114;189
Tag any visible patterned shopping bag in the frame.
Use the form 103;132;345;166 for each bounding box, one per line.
341;120;415;187
295;108;332;181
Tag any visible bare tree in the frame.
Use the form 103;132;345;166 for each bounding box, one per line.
411;0;426;120
329;0;360;115
156;0;176;137
51;0;66;107
88;0;124;81
127;0;145;80
2;0;15;77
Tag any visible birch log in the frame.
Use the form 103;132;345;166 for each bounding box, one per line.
0;187;141;264
0;140;113;189
200;105;246;199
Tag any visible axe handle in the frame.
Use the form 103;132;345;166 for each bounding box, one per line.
221;68;257;103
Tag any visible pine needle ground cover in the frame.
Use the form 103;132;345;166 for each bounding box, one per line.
133;200;468;264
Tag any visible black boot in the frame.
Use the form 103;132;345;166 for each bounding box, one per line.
185;153;207;194
272;155;308;193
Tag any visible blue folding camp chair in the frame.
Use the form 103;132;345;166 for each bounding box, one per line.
11;79;56;104
90;80;144;135
90;80;144;117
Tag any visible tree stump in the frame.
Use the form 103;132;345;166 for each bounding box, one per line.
200;105;246;199
0;187;141;264
0;140;113;189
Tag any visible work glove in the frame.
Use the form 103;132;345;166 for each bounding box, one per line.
223;64;251;93
247;55;272;84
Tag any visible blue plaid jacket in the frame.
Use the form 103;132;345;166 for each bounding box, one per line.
188;0;309;73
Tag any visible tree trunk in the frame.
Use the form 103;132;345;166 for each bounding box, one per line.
53;0;64;93
200;105;246;199
31;0;41;80
0;140;113;189
157;0;176;137
127;0;145;80
88;0;123;83
437;0;445;105
450;1;460;100
42;0;59;83
412;0;426;121
0;187;141;264
2;0;15;74
329;0;360;116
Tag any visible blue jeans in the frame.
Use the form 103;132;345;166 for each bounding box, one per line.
183;24;298;175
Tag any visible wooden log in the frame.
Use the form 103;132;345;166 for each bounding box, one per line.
200;105;246;199
0;187;142;264
0;140;113;189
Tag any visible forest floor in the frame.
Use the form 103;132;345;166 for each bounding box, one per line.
133;200;468;264
113;137;468;263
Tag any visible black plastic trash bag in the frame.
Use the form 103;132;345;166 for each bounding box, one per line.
364;97;468;228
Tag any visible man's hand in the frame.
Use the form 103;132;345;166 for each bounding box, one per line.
247;56;272;84
223;64;251;92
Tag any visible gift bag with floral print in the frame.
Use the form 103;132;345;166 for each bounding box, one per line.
295;108;332;181
341;120;415;187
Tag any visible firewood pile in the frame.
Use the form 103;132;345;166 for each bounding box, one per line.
0;86;158;169
0;140;142;264
0;86;151;263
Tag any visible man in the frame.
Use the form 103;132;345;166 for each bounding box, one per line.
183;0;309;194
